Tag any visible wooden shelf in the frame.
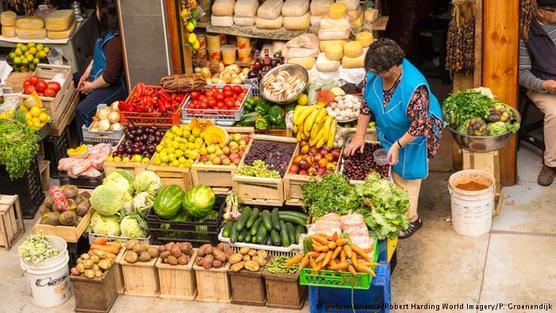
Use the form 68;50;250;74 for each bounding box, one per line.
206;24;318;40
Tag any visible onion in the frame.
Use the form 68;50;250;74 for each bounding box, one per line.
90;121;100;131
98;108;111;120
111;101;119;112
98;119;111;131
110;123;123;131
108;111;120;124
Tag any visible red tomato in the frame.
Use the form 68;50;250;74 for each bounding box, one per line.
28;75;39;86
215;93;224;101
208;98;217;108
36;80;47;92
223;90;234;98
200;102;208;109
46;81;61;92
38;92;44;97
190;91;201;100
224;98;234;107
23;81;32;88
23;84;36;95
232;85;243;94
222;85;232;93
44;88;57;97
210;86;219;94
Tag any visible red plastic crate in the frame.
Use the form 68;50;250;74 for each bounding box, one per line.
119;84;187;127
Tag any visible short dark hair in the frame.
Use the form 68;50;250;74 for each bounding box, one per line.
96;0;119;36
364;38;405;74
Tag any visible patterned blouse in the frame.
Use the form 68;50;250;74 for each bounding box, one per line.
361;75;443;158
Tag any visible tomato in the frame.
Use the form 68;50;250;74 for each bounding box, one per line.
23;84;36;95
210;86;219;94
215;93;224;101
46;81;61;92
232;85;243;94
44;88;57;97
28;75;39;86
190;91;201;100
200;101;208;109
36;80;47;92
208;98;217;108
23;80;32;88
223;90;234;98
38;92;44;97
224;98;235;108
222;85;232;93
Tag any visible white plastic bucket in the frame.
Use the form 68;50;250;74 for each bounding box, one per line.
448;170;495;236
20;235;72;308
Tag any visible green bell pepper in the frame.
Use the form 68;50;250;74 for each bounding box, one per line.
255;99;271;115
237;112;262;127
244;96;258;112
270;119;286;129
267;105;283;125
255;116;271;131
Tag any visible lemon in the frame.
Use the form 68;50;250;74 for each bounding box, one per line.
123;156;131;162
180;125;191;133
26;54;34;62
20;45;27;52
14;48;22;56
297;94;308;106
21;58;28;65
37;51;47;59
160;154;169;163
179;163;188;168
39;112;50;122
193;40;200;50
43;47;49;53
188;33;197;44
27;42;35;48
16;43;24;49
9;52;15;59
33;58;39;64
31;116;41;124
168;154;176;162
165;132;174;140
189;150;199;160
178;156;187;163
33;120;43;129
29;47;37;55
153;158;161;166
199;147;208;155
191;128;201;137
180;8;188;19
142;157;150;163
106;156;114;162
30;106;41;117
36;43;44;51
156;145;163;152
13;56;21;65
113;156;122;162
187;143;196;150
175;150;184;158
171;125;179;133
132;155;142;162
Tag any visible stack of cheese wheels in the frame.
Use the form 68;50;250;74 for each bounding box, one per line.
318;3;350;41
1;11;16;38
342;41;367;69
46;10;76;39
256;0;284;29
356;31;374;48
15;16;46;40
282;0;311;30
234;0;258;26
309;0;332;27
212;0;235;27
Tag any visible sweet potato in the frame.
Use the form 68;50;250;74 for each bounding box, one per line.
160;251;171;259
178;255;190;265
212;259;223;268
213;248;227;262
217;243;233;257
201;255;214;269
197;244;213;257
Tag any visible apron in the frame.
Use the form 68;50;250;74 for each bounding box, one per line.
90;30;125;88
364;59;443;180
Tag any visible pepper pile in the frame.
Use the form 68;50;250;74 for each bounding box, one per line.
236;96;287;131
119;83;186;113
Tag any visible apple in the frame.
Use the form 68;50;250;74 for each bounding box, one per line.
212;156;221;165
232;157;241;165
232;133;242;142
229;152;239;160
222;157;231;165
222;146;231;155
242;135;251;143
298;159;309;170
318;158;328;168
313;154;322;161
319;148;328;157
293;155;303;165
326;163;336;171
308;167;317;176
229;141;239;149
299;169;308;175
239;140;247;149
309;147;318;155
199;154;208;162
331;148;341;159
207;145;216;154
290;164;299;174
317;167;327;176
325;153;334;162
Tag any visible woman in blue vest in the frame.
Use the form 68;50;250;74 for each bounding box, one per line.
73;0;126;143
345;38;444;239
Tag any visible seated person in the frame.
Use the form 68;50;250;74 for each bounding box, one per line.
519;0;556;186
73;0;126;142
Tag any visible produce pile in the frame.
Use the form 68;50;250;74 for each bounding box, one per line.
265;255;300;274
236;96;286;131
197;132;250;166
19;93;50;130
153;184;217;222
158;241;194;266
88;103;122;132
341;142;390;180
239;140;296;178
443;88;520;136
222;207;307;247
18;234;60;264
289;145;340;176
195;243;233;269
247;50;285;81
58;143;112;178
185;85;248;114
22;75;62;98
229;247;269;272
123;241;160;264
150;124;204;168
292;105;337;150
70;239;121;279
118;83;186;113
109;125;164;163
194;64;250;85
0;118;39;180
38;185;91;226
326;95;363;122
7;42;49;72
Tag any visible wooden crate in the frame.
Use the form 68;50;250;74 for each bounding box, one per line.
72;265;119;313
48;91;79;137
39;160;50;191
156;250;197;300
117;247;160;297
229;269;266;306
0;195;25;250
462;150;503;215
33;211;92;243
232;135;297;206
146;161;193;190
193;262;231;303
103;160;147;177
191;127;254;193
263;269;306;309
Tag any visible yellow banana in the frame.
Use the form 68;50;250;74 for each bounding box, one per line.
318;116;333;148
303;110;320;137
314;109;328;127
293;106;305;125
310;119;321;139
326;119;337;149
295;105;317;126
296;129;304;141
293;124;298;134
312;126;326;147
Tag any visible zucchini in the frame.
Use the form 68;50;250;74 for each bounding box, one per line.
222;222;233;238
250;216;263;236
256;225;268;243
244;232;252;243
271;207;281;230
286;222;296;245
262;210;272;231
295;225;304;244
270;229;281;246
279;221;290;247
230;221;239;243
278;212;307;226
246;207;259;229
238;229;249;242
252;233;259;243
237;207;251;231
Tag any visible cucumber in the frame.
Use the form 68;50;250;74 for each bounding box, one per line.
252;234;259;243
238;229;249;242
295;225;304;244
222;222;233;238
264;234;273;246
230;221;239;243
271;207;281;230
279;221;290;247
246;207;259;229
286;222;296;245
250;217;263;235
262;210;272;231
270;229;281;246
278;212;306;226
256;225;268;243
237;207;251;231
279;210;309;219
244;232;252;243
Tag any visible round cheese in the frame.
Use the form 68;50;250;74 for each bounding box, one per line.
2;26;15;38
319;40;346;52
328;3;347;19
324;42;343;61
356;31;374;48
344;41;363;58
287;57;316;70
283;12;310;30
342;54;365;69
1;11;16;27
316;53;340;72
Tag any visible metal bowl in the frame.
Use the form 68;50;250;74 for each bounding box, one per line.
447;106;521;152
259;64;309;104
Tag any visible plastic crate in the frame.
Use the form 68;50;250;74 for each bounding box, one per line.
82;125;124;145
87;232;150;245
218;228;305;258
43;126;71;179
146;195;225;247
119;84;186;127
0;158;44;219
59;171;104;189
67;234;91;268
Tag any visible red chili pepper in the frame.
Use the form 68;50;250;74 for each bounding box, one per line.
118;101;133;112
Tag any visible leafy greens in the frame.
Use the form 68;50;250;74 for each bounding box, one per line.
0;119;39;180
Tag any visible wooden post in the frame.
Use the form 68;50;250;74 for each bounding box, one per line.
482;0;519;186
165;0;184;74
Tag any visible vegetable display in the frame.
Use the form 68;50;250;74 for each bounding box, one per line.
341;142;390;180
152;184;218;222
229;247;269;272
326;95;362;122
23;75;61;98
38;185;91;226
221;207;307;247
0;119;40;180
109;124;163;163
118;83;186;113
158;241;194;266
265;255;300;274
89;102;122;132
70;239;121;279
292;105;337;150
236;96;286;131
122;240;160;264
185;85;248;113
19;235;60;264
19;93;51;130
150;124;204;169
195;243;233;269
241;140;296;177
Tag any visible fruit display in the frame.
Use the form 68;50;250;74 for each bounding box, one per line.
70;239;122;279
158;241;195;265
326;95;363;122
195;243;233;269
236;96;286;131
19;93;51;130
89;102;122;132
195;64;250;85
38;185;92;226
240;140;296;177
185;85;249;114
118;83;186;113
341;142;389;180
197;131;251;166
59;143;112;178
289;144;340;176
122;240;160;264
293;105;337;149
261;68;306;103
7;42;49;73
22;75;61;98
0;109;15;120
229;247;269;272
221;207;307;247
179;0;201;49
109;125;163;163
247;49;285;81
151;124;204;168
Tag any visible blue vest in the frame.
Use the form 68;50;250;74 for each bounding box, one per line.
364;59;443;180
90;30;124;87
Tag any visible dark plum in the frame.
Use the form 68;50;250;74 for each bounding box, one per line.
341;142;390;180
243;140;296;177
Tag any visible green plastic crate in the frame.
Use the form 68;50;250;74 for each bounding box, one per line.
299;239;379;290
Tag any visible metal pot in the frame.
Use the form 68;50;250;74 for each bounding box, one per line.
259;64;308;105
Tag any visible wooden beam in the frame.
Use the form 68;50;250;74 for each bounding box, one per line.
482;0;519;186
165;0;183;74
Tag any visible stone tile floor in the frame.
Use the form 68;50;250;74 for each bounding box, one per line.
1;145;554;313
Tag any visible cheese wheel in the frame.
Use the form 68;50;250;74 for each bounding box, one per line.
234;0;258;17
342;54;365;69
311;15;322;27
211;15;234;27
347;8;362;20
47;19;77;39
2;26;15;38
16;17;45;29
319;18;350;30
310;0;333;16
283;12;310;30
15;27;47;39
257;0;284;20
316;53;340;72
351;14;363;29
318;29;350;40
1;11;16;27
364;8;379;22
282;0;309;17
45;10;75;31
324;42;343;61
255;16;283;29
337;0;359;11
287;57;316;70
344;41;363;58
356;31;374;47
234;16;255;26
319;40;346;52
328;3;347;19
212;0;235;16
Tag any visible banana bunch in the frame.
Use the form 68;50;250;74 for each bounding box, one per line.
293;105;337;149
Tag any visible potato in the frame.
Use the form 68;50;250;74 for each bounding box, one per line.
166;255;178;265
257;250;268;260
252;255;267;267
126;239;139;250
84;260;94;269
229;253;243;264
230;261;245;272
160;251;171;259
213;249;227;262
94;270;103;278
138;251;152;262
124;251;138;263
159;245;166;253
84;269;95;279
248;249;257;257
93;264;100;272
133;243;147;254
178;255;190;265
244;261;260;272
96;250;107;259
90;254;100;264
70;267;80;276
77;263;85;273
98;259;112;270
164;242;175;252
179;242;193;255
212;259;223;268
197;244;213;257
80;253;90;260
239;247;250;255
201;255;214;269
216;243;233;257
242;255;251;262
171;246;182;258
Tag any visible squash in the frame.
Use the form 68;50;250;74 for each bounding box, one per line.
202;125;229;146
191;118;214;132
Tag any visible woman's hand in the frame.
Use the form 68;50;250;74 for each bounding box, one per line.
344;135;365;156
80;81;93;95
78;73;89;90
387;144;400;166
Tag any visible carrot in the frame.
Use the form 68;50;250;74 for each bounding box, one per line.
331;232;338;242
307;251;320;258
340;250;346;263
328;261;348;271
93;237;108;245
350;252;358;266
312;235;328;246
329;259;338;268
350;243;370;261
322;250;333;267
361;261;380;267
316;245;329;253
312;243;321;251
343;245;352;258
335;238;349;246
354;263;376;276
299;256;310;270
91;244;120;255
286;254;304;266
309;257;317;269
331;246;342;260
328;241;337;250
347;264;357;274
316;252;326;263
315;260;323;271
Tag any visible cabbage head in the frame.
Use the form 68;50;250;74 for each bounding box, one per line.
120;215;148;238
90;185;129;216
488;121;508;136
133;192;154;217
90;212;121;236
103;171;134;196
133;171;162;196
183;185;216;218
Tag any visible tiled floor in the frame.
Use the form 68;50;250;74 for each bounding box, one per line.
1;145;555;313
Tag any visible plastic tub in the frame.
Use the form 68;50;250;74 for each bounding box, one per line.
373;148;389;166
238;48;252;64
207;34;221;50
237;36;251;49
221;45;237;65
208;49;222;64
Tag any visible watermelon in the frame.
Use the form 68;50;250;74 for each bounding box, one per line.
154;185;185;219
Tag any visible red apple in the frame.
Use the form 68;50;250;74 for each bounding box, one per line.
325;153;334;162
331;148;341;159
317;167;327;176
290;164;299;174
293;155;303;165
318;158;328;168
298;160;309;170
299;169;308;175
319;148;328;157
